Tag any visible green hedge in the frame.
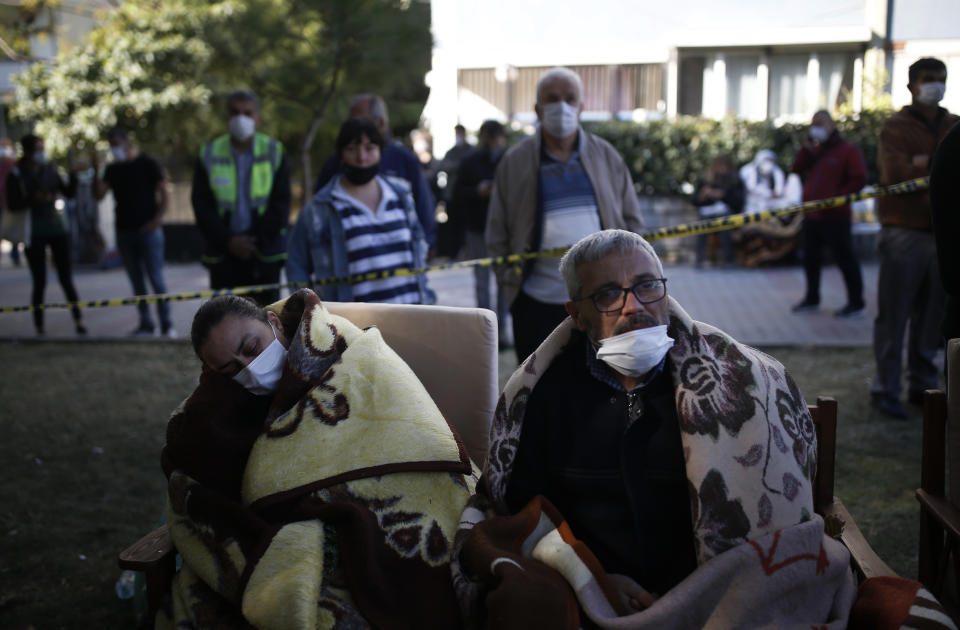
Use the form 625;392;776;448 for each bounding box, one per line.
583;109;893;196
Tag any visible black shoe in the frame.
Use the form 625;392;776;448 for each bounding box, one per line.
792;299;819;313
871;394;908;420
907;389;926;406
834;303;866;318
130;325;155;337
75;322;87;335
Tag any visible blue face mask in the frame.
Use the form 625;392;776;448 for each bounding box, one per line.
808;126;829;143
33;151;48;164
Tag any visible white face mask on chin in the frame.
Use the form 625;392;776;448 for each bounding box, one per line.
233;323;287;395
541;101;580;139
596;325;675;378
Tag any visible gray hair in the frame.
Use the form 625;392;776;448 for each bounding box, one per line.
559;230;663;299
350;93;389;130
536;67;583;106
226;89;260;113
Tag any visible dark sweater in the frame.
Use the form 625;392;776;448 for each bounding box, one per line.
505;332;697;595
790;131;867;220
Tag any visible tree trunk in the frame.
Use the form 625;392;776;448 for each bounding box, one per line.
297;69;341;208
301;113;323;207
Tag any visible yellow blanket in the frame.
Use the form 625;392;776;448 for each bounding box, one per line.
161;290;474;629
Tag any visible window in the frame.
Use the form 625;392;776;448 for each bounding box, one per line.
768;54;809;119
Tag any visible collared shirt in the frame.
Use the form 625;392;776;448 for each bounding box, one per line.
522;132;601;304
229;145;253;234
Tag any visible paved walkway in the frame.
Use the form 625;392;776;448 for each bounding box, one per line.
0;257;878;347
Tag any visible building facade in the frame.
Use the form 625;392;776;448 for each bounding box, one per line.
424;0;960;152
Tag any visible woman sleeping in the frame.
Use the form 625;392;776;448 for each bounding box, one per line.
158;289;475;629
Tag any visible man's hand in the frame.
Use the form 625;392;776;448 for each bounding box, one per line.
698;186;723;202
477;180;494;198
228;235;256;260
607;573;657;612
912;154;931;169
140;218;162;234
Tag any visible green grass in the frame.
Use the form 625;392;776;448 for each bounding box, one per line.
0;342;928;628
769;345;926;579
0;341;198;629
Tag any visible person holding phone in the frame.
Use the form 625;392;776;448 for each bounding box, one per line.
789;110;867;318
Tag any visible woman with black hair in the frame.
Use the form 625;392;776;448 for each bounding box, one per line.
160;290;470;628
6;134;85;334
286;118;433;303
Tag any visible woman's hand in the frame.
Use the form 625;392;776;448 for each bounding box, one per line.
607;573;657;613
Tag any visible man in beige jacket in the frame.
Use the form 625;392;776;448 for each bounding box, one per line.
486;67;643;362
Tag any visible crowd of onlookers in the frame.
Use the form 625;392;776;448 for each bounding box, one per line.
0;58;957;420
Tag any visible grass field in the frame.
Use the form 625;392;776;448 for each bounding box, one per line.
0;340;929;629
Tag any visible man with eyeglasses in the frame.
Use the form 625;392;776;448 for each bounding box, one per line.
456;229;855;627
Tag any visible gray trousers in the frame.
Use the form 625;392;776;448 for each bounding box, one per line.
872;226;946;398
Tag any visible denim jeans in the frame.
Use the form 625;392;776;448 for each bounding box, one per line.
116;227;171;331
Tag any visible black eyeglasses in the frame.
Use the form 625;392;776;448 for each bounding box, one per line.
576;278;668;313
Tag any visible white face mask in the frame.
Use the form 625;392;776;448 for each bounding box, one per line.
228;114;256;142
111;146;127;162
0;146;14;159
757;160;774;175
596;325;674;378
917;81;946;106
808;125;829;143
232;323;287;395
541;101;580;139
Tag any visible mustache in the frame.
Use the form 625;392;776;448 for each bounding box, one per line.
614;313;660;335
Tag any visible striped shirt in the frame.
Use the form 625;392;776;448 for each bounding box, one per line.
331;176;421;303
523;141;601;304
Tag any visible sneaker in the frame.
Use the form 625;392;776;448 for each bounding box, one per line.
871;393;908;420
75;322;88;335
130;325;155;337
162;327;178;339
791;300;819;313
834;303;866;318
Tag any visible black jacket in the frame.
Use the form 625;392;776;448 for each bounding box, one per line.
190;153;291;262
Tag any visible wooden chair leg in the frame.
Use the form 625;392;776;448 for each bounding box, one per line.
144;551;176;623
936;534;954;598
920;509;945;593
953;539;960;606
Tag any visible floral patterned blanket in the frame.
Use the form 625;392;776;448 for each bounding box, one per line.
160;290;474;629
453;297;856;628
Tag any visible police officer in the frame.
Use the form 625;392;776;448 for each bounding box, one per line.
192;89;291;305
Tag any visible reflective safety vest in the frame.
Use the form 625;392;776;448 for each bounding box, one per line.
201;133;285;263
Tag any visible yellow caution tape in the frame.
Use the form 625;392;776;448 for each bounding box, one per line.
0;177;929;313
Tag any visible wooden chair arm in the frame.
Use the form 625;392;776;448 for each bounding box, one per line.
118;524;174;571
822;497;898;581
917;489;960;539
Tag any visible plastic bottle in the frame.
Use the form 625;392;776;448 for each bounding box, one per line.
115;570;136;600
